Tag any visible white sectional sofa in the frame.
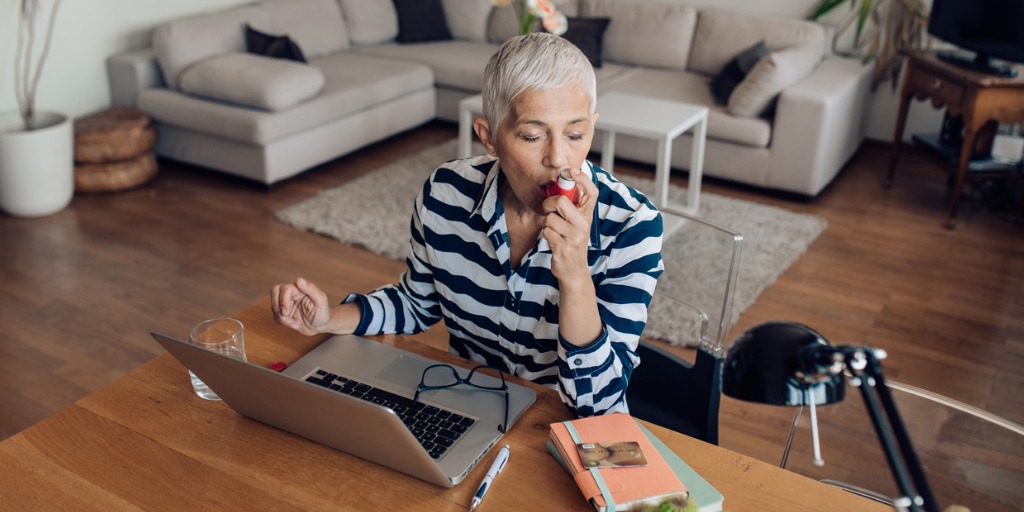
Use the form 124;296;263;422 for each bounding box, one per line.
107;0;872;196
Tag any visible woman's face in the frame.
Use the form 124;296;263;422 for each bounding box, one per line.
479;87;597;215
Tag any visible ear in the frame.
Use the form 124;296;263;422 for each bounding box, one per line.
473;117;498;156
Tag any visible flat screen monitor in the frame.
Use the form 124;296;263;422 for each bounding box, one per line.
928;0;1024;77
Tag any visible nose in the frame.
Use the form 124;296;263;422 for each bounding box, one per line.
543;137;569;171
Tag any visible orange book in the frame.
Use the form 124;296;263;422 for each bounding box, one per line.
549;413;689;512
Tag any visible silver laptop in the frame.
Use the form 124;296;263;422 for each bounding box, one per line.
150;332;536;487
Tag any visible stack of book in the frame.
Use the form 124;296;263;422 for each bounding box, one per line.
548;413;723;512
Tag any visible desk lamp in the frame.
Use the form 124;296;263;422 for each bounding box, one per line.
721;322;939;512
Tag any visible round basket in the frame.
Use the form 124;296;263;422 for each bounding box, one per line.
74;107;156;164
74;152;158;193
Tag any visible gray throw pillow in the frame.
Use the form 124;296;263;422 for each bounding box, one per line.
727;43;823;118
710;40;768;105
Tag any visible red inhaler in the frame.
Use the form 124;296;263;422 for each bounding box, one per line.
546;167;579;204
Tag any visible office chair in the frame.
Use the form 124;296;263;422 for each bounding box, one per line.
626;207;743;445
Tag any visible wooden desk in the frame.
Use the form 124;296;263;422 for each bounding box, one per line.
0;300;889;511
885;50;1024;228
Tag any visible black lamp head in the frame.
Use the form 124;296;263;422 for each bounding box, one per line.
722;321;845;407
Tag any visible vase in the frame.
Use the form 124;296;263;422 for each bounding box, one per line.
0;111;74;217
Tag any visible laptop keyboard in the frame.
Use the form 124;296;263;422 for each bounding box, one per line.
304;368;475;460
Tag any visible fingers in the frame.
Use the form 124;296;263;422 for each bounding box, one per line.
270;277;324;331
571;166;599;215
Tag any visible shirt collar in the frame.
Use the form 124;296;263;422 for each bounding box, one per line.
471;159;601;250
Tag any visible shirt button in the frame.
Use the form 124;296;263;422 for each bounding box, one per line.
573;358;583;367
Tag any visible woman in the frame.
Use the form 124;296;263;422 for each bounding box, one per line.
271;33;663;416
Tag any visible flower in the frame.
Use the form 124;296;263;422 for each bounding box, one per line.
490;0;567;36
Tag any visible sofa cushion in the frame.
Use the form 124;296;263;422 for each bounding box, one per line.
245;25;307;63
727;43;823;118
441;0;492;42
178;52;326;111
602;68;772;149
581;0;697;71
338;0;399;46
140;53;433;145
153;5;270;89
353;41;498;91
562;17;611;68
710;40;767;104
258;0;349;58
393;0;452;43
689;7;826;76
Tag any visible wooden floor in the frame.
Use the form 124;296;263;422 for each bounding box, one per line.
2;121;1021;510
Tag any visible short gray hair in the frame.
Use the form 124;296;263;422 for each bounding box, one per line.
481;32;597;130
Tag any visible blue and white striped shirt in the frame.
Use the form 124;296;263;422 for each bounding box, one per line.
346;155;663;416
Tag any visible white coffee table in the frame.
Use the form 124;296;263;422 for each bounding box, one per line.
458;94;484;158
596;91;708;215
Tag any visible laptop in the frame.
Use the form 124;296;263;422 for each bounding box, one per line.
150;332;536;487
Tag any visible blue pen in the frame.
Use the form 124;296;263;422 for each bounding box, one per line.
470;445;510;511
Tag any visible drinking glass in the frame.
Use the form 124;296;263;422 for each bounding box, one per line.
188;317;246;400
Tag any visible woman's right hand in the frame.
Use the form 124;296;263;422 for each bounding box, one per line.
270;277;331;336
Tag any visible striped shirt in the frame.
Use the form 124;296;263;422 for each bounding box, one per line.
345;155;663;416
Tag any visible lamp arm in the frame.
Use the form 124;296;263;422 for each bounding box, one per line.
866;353;939;512
845;348;939;512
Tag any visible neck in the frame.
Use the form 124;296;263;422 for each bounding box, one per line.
500;180;542;227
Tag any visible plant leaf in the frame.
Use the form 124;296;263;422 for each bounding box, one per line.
810;0;849;20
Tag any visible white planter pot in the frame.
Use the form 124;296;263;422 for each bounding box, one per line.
0;111;74;217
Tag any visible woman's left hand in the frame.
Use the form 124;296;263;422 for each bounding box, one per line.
542;166;598;285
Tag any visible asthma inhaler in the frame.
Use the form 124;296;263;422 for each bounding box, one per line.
547;167;578;204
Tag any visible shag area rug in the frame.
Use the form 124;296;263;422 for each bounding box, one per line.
277;139;827;347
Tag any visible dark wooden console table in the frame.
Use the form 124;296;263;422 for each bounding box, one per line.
885;50;1024;228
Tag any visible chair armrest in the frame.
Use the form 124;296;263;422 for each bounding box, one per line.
107;48;164;106
767;56;873;195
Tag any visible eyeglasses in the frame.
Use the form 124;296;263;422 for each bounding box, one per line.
414;364;510;434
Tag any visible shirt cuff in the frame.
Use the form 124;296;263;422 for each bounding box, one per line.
558;327;610;376
342;293;372;335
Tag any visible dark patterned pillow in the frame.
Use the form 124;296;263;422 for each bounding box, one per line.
709;40;768;105
245;24;307;63
562;17;611;68
392;0;452;44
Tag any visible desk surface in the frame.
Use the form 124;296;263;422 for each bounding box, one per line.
0;300;889;511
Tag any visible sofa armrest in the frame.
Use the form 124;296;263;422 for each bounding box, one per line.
107;48;165;106
767;56;873;195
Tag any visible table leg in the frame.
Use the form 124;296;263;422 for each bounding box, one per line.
655;137;671;208
945;128;979;229
885;91;914;189
685;115;707;215
601;130;616;174
458;107;474;158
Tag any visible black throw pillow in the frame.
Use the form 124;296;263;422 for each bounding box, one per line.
245;24;307;63
392;0;452;44
562;17;611;68
710;40;769;105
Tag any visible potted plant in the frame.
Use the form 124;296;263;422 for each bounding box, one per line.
811;0;930;89
0;0;72;217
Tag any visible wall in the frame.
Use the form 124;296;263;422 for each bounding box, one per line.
1;0;942;141
1;0;251;119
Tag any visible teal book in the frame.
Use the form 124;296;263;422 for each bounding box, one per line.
546;421;723;512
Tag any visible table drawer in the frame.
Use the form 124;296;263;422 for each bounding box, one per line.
907;69;964;108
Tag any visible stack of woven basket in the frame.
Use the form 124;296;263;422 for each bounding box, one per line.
74;107;158;193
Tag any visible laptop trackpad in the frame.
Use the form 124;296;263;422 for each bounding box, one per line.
375;355;435;391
